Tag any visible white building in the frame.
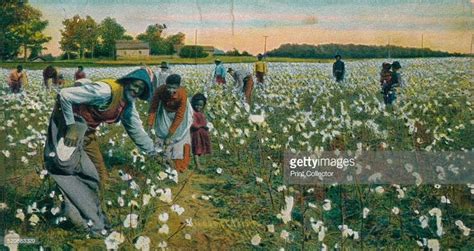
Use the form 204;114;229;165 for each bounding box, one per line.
116;40;150;58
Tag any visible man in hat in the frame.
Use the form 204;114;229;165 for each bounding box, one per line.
157;61;172;87
74;66;86;81
44;67;158;236
213;59;226;85
227;68;254;104
254;53;268;85
332;54;345;82
8;65;28;93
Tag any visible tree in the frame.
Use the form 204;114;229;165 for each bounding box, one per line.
98;17;127;58
165;32;185;53
224;48;251;57
179;46;208;58
60;15;98;59
0;0;51;61
137;24;185;55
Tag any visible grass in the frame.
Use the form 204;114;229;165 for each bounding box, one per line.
0;55;336;70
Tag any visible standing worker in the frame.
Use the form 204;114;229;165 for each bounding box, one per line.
8;65;28;93
157;61;172;87
213;59;226;85
332;54;345;82
74;66;86;81
254;53;268;86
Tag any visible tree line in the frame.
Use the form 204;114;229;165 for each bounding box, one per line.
0;1;186;61
266;43;465;59
60;17;185;59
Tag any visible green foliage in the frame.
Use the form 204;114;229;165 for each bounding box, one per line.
179;45;209;58
225;48;253;57
267;43;465;59
96;17;127;58
136;24;185;55
0;0;51;60
60;15;99;59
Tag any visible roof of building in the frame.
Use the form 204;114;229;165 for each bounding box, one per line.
116;40;150;50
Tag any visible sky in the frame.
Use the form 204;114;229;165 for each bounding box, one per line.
30;0;474;55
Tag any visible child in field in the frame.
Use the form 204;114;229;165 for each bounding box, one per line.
190;93;211;170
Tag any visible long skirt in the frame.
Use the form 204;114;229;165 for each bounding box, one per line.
215;76;226;85
243;77;254;104
154;101;194;172
44;102;108;233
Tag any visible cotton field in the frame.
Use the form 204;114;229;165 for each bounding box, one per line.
1;58;473;250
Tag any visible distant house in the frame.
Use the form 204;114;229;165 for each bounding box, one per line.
174;45;215;56
30;54;54;62
116;40;150;58
213;48;225;56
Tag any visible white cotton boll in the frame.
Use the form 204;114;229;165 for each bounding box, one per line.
392;207;400;215
251;234;261;246
311;220;324;234
319;226;327;241
130;181;140;190
427;239;440;251
158;224;169;235
429;208;443;237
440;196;451;204
321;243;328;251
277;185;287;192
134;236;151;251
118;197;125;207
142;194;151;206
16;209;25;221
279;196;294;224
419;216;429;229
374;186;384;194
412;172;423;186
159;188;172;203
29;214;40;226
455;220;471;236
2;150;11;158
256;177;263;183
0;203;8;210
51;207;60;216
123;214;138;228
216;168;223;174
185;233;192;240
267;224;275;233
104;231;125;250
159;212;169;223
158;241;167;249
185;218;193;227
171;204;185;215
322;199;331;211
280;230;289;241
363;208;370;219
